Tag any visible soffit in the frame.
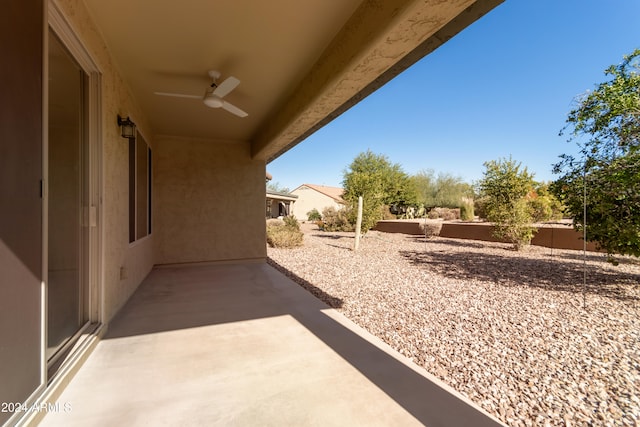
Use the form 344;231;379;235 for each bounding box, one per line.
82;0;363;142
81;0;503;161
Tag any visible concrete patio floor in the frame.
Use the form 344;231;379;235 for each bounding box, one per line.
40;262;503;426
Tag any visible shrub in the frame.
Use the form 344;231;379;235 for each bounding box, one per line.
491;199;536;250
411;170;474;208
427;207;460;220
419;221;442;237
266;218;285;227
527;183;564;223
322;206;354;232
460;198;475;221
528;196;552;223
266;216;303;248
283;215;300;230
474;196;490;220
478;157;537;250
307;208;322;222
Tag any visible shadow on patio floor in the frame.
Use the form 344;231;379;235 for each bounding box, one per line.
41;262;503;427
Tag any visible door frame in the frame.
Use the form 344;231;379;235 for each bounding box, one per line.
45;0;104;358
7;3;104;425
47;0;103;330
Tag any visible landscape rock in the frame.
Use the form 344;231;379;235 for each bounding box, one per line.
268;224;640;426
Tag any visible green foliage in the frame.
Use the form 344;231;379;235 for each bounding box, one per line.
266;181;290;193
411;169;474;208
553;152;640;257
266;216;303;248
306;208;322;221
528;182;564;222
478;157;536;250
342;150;417;233
321;207;354;232
474;196;490;220
459;198;475;221
561;49;640;159
283;215;300;230
553;49;640;258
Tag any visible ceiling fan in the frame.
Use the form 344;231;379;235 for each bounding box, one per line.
155;70;248;117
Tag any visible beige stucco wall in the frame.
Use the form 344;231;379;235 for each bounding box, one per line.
55;0;155;322
291;186;342;220
154;136;267;265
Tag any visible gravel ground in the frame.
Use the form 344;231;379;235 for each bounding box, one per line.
267;222;640;426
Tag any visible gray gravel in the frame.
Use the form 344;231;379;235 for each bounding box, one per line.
267;222;640;426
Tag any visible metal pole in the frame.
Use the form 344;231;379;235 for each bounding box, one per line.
583;163;587;309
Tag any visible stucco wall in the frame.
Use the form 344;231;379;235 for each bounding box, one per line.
55;0;155;322
291;186;341;220
154;136;267;265
374;220;602;252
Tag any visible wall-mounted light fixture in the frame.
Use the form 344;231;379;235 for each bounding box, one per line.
117;115;136;139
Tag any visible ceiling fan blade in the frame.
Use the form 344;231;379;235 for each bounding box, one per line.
154;92;202;99
222;100;248;118
213;76;240;98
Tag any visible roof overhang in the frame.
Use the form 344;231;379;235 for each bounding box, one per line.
266;192;298;202
81;0;503;162
251;0;504;162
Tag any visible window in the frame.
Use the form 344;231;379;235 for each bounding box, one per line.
129;130;151;242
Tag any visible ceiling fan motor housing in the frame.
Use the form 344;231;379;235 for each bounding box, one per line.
203;95;223;108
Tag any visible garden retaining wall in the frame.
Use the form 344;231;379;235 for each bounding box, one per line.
373;220;601;252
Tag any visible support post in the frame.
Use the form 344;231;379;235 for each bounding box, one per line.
354;196;363;251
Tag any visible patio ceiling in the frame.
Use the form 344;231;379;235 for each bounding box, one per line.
83;0;503;161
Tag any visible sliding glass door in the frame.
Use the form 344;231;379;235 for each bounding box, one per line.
47;30;89;362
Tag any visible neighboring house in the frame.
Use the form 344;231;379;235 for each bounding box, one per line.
291;184;345;220
265;171;297;218
266;190;298;218
0;1;501;425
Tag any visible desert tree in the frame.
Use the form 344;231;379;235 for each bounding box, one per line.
342;150;417;232
411;169;474;208
478;157;536;250
552;49;640;258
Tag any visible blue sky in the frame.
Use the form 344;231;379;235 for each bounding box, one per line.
267;0;640;191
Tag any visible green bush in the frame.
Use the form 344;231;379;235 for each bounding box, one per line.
266;216;303;248
306;208;322;221
460;198;475;221
474;196;489;220
342;151;418;234
283;215;300;230
527;183;564;222
491;199;536;250
553;49;640;259
528;196;553;223
322;207;354;232
411;170;474;208
478;157;536;250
